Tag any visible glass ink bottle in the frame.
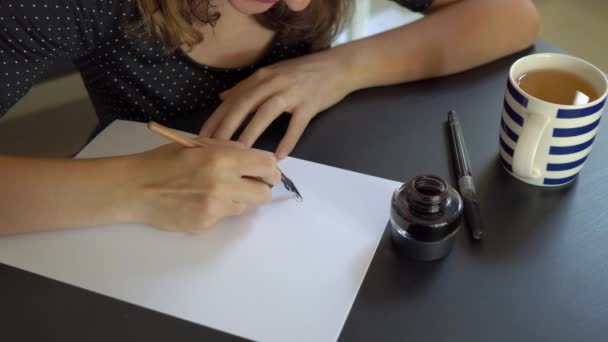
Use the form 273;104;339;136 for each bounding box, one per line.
390;175;463;261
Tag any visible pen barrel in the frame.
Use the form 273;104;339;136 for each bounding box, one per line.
458;176;485;240
448;115;473;177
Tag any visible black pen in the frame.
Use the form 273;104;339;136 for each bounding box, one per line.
447;110;484;240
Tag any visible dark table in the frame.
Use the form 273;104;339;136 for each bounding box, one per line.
2;40;607;341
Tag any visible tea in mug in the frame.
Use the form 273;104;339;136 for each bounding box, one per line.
517;69;599;105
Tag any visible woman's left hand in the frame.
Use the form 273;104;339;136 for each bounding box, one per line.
199;50;353;159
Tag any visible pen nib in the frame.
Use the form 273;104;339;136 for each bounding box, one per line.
281;173;303;202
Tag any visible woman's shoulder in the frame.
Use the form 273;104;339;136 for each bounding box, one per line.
0;0;139;55
0;0;140;115
0;0;138;27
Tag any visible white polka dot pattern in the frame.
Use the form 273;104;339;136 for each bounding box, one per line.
1;0;138;116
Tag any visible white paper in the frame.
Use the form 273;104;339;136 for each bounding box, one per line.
0;121;401;342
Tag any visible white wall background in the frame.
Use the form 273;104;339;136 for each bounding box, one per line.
338;0;421;44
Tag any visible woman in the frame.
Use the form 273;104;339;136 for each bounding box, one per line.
0;0;540;234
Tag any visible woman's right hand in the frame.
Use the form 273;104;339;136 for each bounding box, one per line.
124;138;282;233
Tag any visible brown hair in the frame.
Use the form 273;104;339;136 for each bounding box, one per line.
136;1;352;52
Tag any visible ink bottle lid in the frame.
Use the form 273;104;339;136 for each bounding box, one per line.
390;175;463;261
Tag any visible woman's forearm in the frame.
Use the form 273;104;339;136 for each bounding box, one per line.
334;0;541;90
0;155;138;235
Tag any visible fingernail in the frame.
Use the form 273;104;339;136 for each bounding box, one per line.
276;150;287;160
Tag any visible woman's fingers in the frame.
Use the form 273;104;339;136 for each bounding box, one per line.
202;146;281;185
237;177;274;205
201;70;290;141
136;139;281;233
233;150;281;185
211;88;280;140
276;108;313;160
205;177;273;207
186;199;246;233
199;102;230;138
200;78;256;137
238;94;290;147
195;136;245;149
224;201;249;217
219;87;235;100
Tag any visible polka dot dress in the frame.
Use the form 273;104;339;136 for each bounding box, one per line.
0;0;312;134
81;29;311;134
0;0;431;134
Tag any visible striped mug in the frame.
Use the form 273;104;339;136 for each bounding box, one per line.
499;53;608;186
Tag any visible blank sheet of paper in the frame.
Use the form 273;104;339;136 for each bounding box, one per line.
0;120;400;342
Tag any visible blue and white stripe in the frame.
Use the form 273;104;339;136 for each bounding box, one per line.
499;80;605;186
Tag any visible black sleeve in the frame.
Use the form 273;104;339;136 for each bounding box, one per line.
390;0;435;12
0;0;136;116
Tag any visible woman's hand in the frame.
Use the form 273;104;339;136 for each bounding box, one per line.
0;139;279;236
199;50;353;159
128;138;281;233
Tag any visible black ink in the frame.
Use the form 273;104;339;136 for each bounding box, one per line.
389;175;463;261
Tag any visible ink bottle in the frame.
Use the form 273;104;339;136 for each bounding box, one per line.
390;175;463;261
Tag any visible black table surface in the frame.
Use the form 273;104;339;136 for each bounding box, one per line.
3;40;608;341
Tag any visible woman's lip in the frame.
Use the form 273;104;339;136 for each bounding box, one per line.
257;0;280;4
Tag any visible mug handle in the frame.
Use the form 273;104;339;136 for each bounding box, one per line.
512;112;551;179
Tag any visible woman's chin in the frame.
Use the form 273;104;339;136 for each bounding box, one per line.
227;0;278;15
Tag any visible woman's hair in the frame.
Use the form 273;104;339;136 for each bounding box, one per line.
136;1;353;52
